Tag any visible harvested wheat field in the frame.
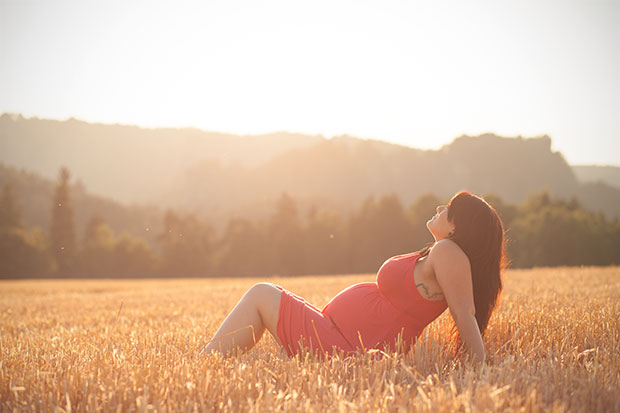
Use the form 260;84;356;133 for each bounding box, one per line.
1;266;619;412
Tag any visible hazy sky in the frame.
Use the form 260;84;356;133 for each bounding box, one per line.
1;0;619;165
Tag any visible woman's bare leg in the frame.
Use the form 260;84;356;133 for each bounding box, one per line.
201;282;283;355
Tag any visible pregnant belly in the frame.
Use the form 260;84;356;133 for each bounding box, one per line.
322;282;401;349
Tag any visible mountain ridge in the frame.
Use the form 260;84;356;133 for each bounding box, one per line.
1;113;619;222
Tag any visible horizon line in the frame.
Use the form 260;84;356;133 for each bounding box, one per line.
2;112;618;168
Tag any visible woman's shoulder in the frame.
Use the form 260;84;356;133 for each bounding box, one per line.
427;240;472;287
428;239;469;266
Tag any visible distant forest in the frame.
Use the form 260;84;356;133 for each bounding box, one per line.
1;167;619;278
2;114;619;277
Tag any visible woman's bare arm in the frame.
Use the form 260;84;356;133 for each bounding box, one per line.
430;240;485;362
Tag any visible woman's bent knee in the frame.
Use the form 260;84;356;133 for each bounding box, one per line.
247;282;280;299
246;283;282;339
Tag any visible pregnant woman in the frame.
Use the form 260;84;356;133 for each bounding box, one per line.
201;191;506;362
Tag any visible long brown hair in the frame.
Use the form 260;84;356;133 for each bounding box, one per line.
440;191;507;353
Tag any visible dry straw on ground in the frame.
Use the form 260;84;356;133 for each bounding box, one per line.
1;266;619;412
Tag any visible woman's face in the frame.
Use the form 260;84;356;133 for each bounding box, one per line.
426;204;456;241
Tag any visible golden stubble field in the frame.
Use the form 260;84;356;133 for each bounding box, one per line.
1;266;619;412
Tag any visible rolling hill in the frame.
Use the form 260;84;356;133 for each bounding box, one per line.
1;113;619;231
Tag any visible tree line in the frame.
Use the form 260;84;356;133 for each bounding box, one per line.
1;167;619;278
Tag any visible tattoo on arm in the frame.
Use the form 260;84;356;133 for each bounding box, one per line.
416;283;445;301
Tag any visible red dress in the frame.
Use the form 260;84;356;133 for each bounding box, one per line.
276;252;448;357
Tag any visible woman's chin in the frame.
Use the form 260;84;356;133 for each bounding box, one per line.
425;225;437;240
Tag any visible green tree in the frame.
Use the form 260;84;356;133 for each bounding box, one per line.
510;190;619;267
268;193;305;275
158;210;215;277
348;194;413;273
114;232;156;277
0;182;53;277
77;214;117;276
0;184;22;231
50;167;76;275
0;227;52;278
304;206;347;274
78;214;156;277
216;218;270;276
